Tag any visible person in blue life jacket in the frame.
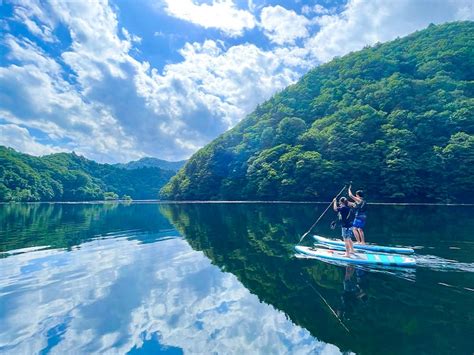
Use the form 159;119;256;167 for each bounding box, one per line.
332;196;355;257
348;185;367;244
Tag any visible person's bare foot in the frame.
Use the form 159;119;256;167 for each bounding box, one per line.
344;253;351;257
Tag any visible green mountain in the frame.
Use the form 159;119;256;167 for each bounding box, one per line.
161;22;474;202
0;146;175;202
115;157;186;172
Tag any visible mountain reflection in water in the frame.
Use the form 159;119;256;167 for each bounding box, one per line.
1;202;473;354
0;203;339;354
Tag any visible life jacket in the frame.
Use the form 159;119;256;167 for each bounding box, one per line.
338;206;352;227
355;200;367;216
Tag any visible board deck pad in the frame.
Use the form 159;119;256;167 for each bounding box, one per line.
295;245;416;267
313;235;415;254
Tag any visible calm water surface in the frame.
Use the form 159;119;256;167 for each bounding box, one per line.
0;203;473;354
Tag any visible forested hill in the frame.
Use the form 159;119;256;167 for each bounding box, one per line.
161;21;474;203
0;146;175;201
115;157;186;172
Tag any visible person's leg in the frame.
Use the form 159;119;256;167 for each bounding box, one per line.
352;227;361;243
342;228;351;256
356;217;366;244
348;238;355;254
348;229;356;253
344;238;351;257
352;218;362;243
359;228;365;244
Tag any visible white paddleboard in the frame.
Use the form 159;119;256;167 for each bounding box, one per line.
295;245;416;267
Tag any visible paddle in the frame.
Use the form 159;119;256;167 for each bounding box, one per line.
298;185;347;244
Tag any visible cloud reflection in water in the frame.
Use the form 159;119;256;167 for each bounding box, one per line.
0;235;342;354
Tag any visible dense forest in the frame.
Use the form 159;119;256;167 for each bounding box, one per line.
161;21;474;202
0;146;175;201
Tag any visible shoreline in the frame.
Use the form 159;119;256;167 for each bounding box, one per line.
1;200;474;206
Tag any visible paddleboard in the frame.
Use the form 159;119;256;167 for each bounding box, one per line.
313;235;415;254
295;245;416;267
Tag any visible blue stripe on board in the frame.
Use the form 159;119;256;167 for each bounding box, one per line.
393;255;403;263
366;253;376;262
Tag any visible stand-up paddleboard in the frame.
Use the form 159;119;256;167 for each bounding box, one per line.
295;245;416;267
313;235;415;254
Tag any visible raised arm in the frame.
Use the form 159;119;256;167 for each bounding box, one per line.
348;185;361;203
332;198;338;212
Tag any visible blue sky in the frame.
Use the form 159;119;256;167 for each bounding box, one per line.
0;0;472;162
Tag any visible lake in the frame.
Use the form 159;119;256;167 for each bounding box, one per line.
1;202;473;354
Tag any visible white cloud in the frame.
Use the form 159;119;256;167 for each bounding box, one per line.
151;40;306;125
0;124;63;156
0;34;142;162
1;0;303;161
306;0;474;62
302;4;331;16
260;5;310;45
11;0;57;42
54;0;133;82
163;0;256;37
128;38;311;155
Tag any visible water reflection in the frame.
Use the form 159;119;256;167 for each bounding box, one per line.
1;203;474;354
337;267;368;322
160;203;474;354
0;204;341;354
0;203;177;254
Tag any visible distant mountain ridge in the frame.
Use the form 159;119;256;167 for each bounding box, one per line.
0;146;176;201
115;157;186;172
161;22;474;203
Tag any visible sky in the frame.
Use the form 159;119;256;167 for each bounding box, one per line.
0;0;472;163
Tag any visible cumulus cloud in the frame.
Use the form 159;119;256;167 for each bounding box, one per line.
1;0;305;161
306;0;474;62
260;5;311;45
1;0;312;161
147;40;306;126
0;34;142;163
0;124;63;156
162;0;256;37
11;0;57;42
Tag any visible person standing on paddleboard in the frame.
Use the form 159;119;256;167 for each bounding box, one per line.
348;185;367;244
332;197;355;257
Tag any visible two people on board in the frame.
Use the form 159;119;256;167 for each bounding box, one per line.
332;185;367;257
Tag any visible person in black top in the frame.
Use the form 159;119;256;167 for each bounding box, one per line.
333;197;355;257
348;185;367;244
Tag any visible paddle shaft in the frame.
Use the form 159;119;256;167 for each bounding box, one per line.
299;185;346;243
